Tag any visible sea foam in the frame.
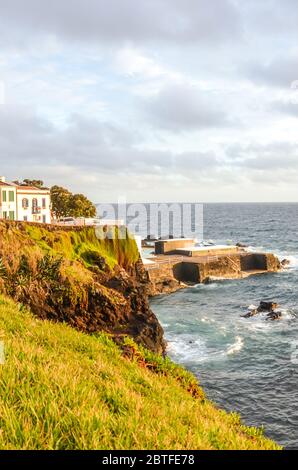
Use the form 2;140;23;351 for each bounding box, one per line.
226;336;244;355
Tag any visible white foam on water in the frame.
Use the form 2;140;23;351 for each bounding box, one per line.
284;255;298;270
248;304;258;311
167;331;240;364
273;250;298;270
201;282;219;289
200;316;216;324
166;335;209;363
226;336;244;355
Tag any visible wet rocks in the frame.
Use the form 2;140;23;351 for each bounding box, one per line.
242;300;283;321
241;309;258;318
236;242;248;248
281;259;290;268
257;301;279;312
266;311;282;321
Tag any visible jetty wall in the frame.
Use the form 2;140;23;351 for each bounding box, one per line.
146;252;281;295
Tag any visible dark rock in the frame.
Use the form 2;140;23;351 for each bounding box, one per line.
257;301;279;312
241;309;259;318
266;311;282;321
281;259;290;267
236;242;248;248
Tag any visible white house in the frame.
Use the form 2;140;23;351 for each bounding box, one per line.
0;179;17;221
0;177;51;224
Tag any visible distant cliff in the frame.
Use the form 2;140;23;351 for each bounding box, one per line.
0;221;165;353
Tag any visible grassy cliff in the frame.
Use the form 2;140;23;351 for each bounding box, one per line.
0;295;281;450
0;221;164;353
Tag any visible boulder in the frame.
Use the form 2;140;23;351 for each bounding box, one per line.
241;309;258;318
257;301;279;312
266;311;282;321
236;242;248;248
281;259;290;267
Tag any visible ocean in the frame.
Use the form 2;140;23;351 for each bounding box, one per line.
147;203;298;449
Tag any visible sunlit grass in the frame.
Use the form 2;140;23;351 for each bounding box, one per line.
0;295;281;450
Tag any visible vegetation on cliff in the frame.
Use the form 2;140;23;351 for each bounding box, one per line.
0;221;164;353
0;295;281;450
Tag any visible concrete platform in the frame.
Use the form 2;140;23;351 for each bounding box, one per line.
173;245;240;257
154;238;196;255
145;251;281;295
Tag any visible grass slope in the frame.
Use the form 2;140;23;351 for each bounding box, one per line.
24;224;139;269
0;295;281;450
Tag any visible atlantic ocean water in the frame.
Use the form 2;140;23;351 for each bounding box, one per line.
148;204;298;449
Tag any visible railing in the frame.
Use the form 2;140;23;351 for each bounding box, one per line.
32;207;41;214
227;256;240;272
144;255;220;270
145;256;184;270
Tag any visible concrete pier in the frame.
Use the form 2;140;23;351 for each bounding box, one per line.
144;249;281;295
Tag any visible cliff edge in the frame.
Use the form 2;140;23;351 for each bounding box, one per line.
0;221;165;353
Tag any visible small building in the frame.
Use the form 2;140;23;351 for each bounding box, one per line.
0;176;51;224
154;238;196;255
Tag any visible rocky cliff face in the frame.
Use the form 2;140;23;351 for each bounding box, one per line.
0;221;165;353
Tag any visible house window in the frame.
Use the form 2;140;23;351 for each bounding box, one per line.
2;191;6;202
32;198;38;213
42;215;47;224
8;191;15;202
9;211;15;221
22;198;29;209
23;216;28;222
42;198;46;209
2;211;7;219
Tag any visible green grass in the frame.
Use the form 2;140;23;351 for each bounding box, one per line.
0;295;281;450
0;221;140;315
24;224;139;270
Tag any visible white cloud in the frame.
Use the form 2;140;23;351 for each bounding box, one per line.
0;0;298;201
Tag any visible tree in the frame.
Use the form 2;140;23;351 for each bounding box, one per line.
23;179;45;189
50;186;96;219
13;179;46;189
68;193;97;218
50;186;72;219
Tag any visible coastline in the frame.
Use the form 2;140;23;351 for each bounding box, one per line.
0;221;283;449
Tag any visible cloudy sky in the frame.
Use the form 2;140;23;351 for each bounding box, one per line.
1;0;298;202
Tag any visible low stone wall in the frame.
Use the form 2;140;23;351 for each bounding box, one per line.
147;262;184;295
194;253;281;283
196;256;241;283
146;252;281;294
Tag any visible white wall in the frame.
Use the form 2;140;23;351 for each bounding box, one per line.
0;187;17;220
16;191;51;223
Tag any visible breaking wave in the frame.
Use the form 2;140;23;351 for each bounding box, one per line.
226;336;244;355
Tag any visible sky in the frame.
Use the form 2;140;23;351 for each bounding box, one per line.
0;0;298;202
